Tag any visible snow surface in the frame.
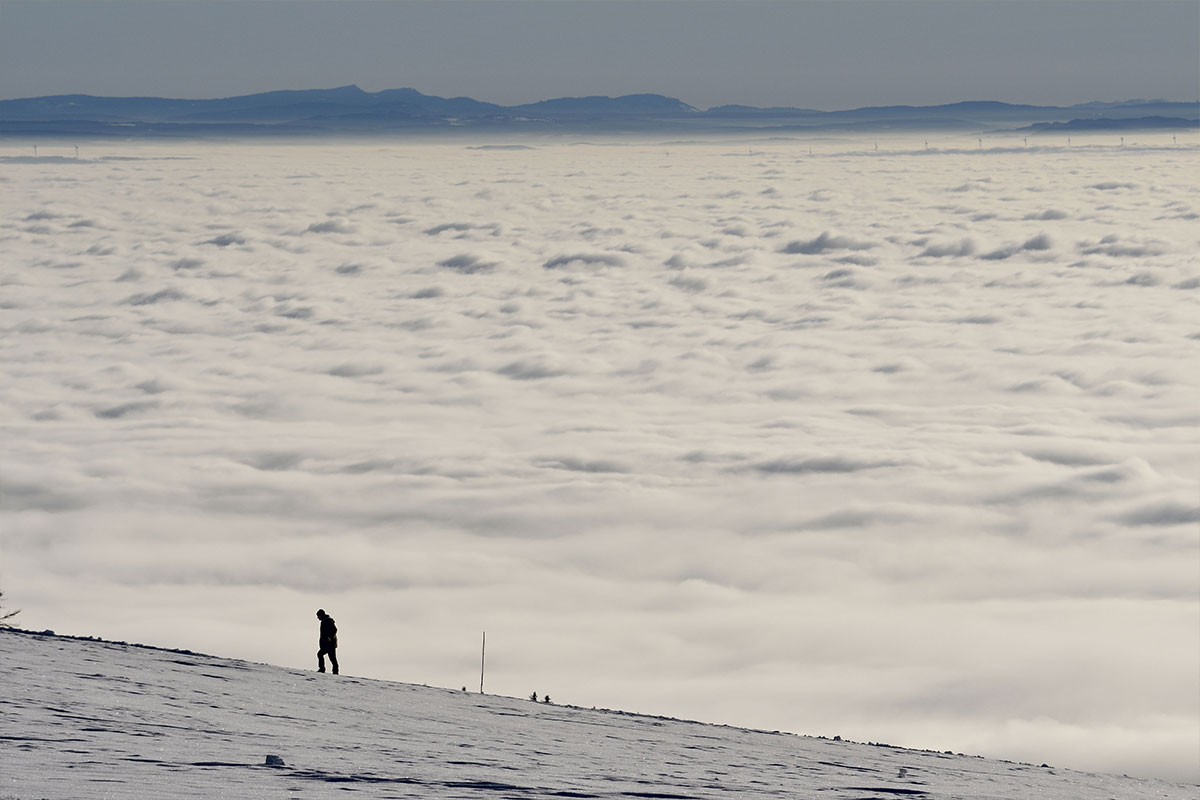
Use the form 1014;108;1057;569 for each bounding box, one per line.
2;133;1199;782
1;629;1194;800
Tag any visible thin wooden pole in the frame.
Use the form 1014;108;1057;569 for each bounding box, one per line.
480;631;486;694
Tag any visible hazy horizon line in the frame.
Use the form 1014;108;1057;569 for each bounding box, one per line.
3;84;1197;115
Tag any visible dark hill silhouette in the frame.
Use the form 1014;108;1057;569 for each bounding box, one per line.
0;86;1195;136
1025;116;1199;132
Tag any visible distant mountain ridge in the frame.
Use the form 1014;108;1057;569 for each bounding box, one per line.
0;85;1195;137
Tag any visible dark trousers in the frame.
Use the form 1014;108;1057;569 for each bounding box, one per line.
318;646;339;674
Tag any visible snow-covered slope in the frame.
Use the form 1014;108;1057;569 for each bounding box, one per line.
2;629;1192;799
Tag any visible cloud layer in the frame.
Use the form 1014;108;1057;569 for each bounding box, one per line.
2;132;1197;782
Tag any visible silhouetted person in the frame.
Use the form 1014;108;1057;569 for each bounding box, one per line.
316;609;338;674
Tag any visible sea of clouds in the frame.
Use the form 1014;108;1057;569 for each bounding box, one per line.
2;132;1197;781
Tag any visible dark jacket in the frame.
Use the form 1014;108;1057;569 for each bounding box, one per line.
319;616;338;649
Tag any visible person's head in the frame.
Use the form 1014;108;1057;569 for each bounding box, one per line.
316;609;326;619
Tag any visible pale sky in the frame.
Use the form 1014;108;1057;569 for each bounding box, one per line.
0;0;1197;109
